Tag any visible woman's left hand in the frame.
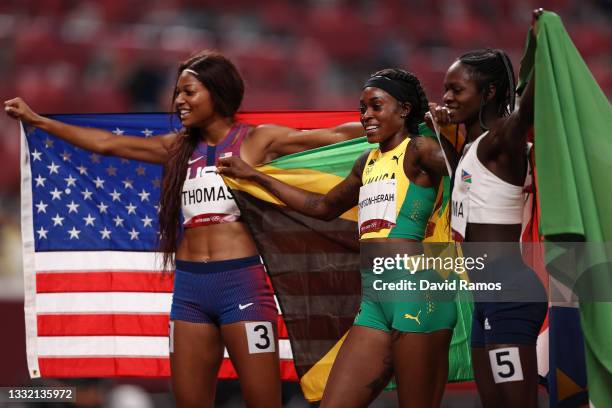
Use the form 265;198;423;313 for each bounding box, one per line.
217;156;258;180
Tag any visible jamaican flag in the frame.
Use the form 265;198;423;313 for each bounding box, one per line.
519;11;612;407
225;116;473;401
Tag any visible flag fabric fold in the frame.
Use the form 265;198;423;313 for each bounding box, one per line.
520;11;612;407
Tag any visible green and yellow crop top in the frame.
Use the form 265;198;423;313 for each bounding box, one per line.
358;137;437;240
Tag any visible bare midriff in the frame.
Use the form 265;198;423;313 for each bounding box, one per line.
465;223;522;243
175;221;259;262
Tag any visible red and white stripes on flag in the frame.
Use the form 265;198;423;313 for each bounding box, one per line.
25;249;296;378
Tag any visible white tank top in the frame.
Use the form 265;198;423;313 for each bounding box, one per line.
451;132;531;240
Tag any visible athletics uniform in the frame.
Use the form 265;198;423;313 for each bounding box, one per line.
451;132;546;346
170;123;278;325
354;137;458;333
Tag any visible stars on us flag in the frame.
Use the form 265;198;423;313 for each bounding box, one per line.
106;165;117;176
81;189;93;200
93;177;105;189
141;215;153;227
50;188;63;200
37;226;48;239
113;215;124;227
47;162;60;174
100;227;112;239
128;228;140;240
35;201;48;213
34;175;46;187
31;149;42;162
68;227;81;239
52;214;65;226
28;123;163;250
125;203;137;215
83;214;96;226
97;202;109;214
138;189;150;202
64;174;77;187
110;189;122;202
66;201;80;213
122;178;134;189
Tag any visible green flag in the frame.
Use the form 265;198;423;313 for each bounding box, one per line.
520;11;612;407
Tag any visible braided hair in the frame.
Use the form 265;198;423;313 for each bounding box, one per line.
368;68;429;134
458;49;516;129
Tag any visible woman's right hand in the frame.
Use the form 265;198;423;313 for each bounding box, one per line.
4;97;42;125
425;103;453;130
217;156;258;180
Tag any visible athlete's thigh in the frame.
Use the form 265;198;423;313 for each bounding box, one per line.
320;325;393;408
471;346;503;407
392;329;452;408
221;320;281;408
170;320;224;408
485;343;539;408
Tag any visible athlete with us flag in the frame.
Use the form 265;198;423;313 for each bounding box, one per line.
5;50;363;408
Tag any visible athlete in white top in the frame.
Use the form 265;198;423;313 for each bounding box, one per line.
427;15;546;408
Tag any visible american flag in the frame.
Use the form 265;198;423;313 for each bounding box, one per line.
21;112;304;379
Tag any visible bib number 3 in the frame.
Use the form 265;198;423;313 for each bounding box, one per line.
245;322;275;354
488;347;524;384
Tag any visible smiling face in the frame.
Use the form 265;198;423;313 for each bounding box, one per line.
359;87;408;146
442;61;484;125
174;71;216;128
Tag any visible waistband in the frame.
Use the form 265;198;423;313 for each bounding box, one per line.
176;255;262;274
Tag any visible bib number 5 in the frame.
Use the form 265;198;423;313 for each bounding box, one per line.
488;347;524;384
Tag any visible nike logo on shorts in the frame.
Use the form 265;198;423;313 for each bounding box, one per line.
239;302;254;310
188;156;204;165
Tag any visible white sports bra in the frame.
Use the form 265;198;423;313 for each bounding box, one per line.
451;132;531;240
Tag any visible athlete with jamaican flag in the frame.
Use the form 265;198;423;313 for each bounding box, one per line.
219;69;460;407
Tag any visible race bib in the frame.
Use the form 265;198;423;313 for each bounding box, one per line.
181;166;241;227
451;168;470;241
358;180;397;237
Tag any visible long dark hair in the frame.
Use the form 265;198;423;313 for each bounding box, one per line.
158;50;244;270
458;48;516;129
368;68;429;134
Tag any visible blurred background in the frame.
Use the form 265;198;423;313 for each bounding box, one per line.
0;0;609;406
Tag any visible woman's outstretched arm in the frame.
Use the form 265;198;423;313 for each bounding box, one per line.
4;97;175;164
218;150;370;220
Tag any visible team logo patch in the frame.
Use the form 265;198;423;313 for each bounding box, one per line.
462;170;472;183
